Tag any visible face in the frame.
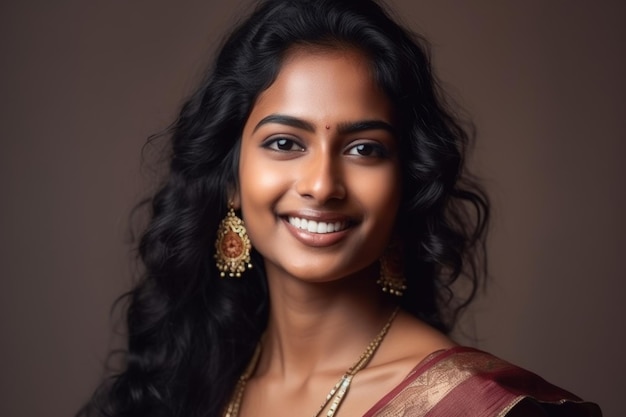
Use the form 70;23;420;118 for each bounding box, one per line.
237;48;401;283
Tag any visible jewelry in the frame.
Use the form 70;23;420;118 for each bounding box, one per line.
223;307;400;417
377;242;407;296
224;344;262;417
214;205;253;278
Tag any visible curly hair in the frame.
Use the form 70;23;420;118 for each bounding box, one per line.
79;0;489;416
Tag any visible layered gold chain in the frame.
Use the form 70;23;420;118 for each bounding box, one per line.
224;307;399;417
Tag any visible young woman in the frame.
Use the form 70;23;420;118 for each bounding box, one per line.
80;1;601;416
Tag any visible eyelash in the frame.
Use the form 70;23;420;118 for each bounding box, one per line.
345;142;389;158
262;137;305;152
261;136;390;159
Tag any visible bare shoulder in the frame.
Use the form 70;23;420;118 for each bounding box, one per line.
336;310;456;416
363;309;456;385
380;309;456;365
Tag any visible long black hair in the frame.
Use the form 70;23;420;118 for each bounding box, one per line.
79;0;489;416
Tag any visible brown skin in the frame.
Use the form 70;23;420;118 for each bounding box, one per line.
235;48;455;417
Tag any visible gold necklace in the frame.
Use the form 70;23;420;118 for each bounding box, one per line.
223;307;399;417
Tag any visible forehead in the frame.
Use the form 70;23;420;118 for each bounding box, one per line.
245;47;393;128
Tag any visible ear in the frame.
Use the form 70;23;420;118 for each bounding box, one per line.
228;186;241;210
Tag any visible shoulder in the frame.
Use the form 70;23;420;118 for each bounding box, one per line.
367;347;602;417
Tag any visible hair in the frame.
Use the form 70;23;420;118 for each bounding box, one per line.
79;0;489;416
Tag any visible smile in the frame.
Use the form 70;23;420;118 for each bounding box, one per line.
287;217;348;234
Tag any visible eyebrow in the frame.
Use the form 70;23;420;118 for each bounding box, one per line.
336;120;395;135
253;114;315;133
253;114;395;135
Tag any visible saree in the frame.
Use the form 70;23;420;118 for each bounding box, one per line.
363;347;602;417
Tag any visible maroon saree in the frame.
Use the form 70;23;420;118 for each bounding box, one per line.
363;347;601;417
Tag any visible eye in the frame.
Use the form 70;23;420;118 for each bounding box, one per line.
262;137;305;152
346;142;388;158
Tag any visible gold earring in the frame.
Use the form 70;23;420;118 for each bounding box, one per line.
214;205;253;278
377;241;407;296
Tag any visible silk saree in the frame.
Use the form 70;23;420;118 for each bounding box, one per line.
363;347;601;417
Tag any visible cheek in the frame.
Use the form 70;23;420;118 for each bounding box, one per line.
239;149;283;206
238;156;290;237
352;167;401;222
241;169;287;204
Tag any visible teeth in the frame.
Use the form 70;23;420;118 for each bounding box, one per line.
288;217;347;234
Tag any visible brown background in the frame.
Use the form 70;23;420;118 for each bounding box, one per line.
1;1;623;416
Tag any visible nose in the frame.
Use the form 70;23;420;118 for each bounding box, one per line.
295;151;346;203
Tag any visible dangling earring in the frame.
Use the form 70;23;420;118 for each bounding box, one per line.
377;241;407;296
214;204;253;278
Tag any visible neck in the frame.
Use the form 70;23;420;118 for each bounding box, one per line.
257;263;395;380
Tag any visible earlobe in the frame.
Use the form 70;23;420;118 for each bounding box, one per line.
229;189;241;210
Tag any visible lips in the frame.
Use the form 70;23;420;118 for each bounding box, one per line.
287;216;348;234
280;212;356;247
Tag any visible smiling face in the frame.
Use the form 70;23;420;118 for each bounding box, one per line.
237;48;401;283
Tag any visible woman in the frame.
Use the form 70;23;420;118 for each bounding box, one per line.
80;0;601;416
